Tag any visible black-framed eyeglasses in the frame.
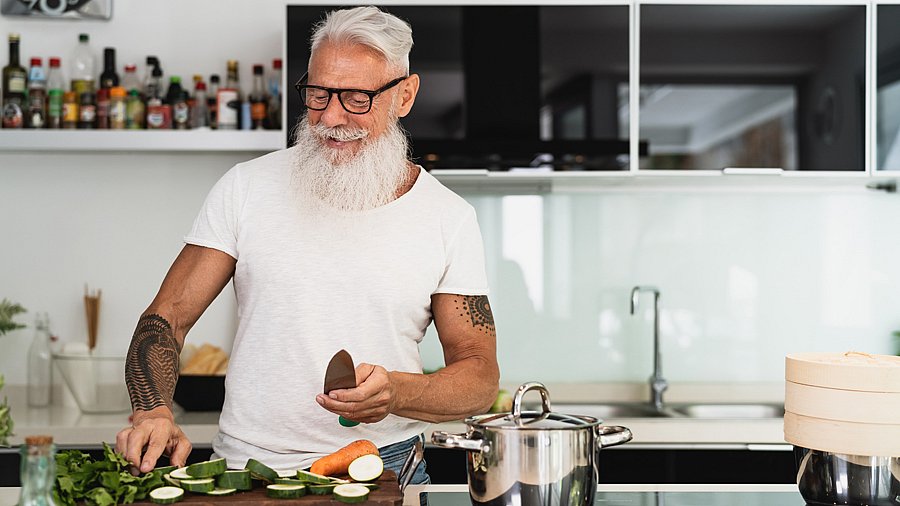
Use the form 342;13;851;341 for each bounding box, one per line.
294;72;408;115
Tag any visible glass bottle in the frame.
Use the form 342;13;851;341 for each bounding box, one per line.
70;33;95;96
249;64;267;130
167;76;190;130
216;61;240;130
108;86;126;129
98;47;118;89
45;58;65;129
78;92;96;129
27;314;52;408
143;56;161;99
26;57;47;129
18;435;59;506
267;58;282;130
122;63;140;95
61;91;78;129
125;89;144;129
207;74;220;129
191;80;208;129
2;33;27;129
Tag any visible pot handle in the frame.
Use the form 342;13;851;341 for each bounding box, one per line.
511;381;552;426
432;431;485;452
597;425;633;449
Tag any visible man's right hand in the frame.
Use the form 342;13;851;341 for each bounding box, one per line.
116;406;192;474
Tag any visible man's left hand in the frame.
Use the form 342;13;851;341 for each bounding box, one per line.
316;363;395;423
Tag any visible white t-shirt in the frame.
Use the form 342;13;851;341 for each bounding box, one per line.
184;147;489;471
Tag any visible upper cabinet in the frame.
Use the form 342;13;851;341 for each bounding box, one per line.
877;4;900;171
639;4;867;172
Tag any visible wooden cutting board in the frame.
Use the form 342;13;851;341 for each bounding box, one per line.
131;471;402;506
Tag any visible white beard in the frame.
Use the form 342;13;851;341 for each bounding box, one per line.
291;114;412;212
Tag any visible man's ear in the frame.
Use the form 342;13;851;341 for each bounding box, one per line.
396;74;420;118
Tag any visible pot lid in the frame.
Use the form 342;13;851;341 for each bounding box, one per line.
470;382;598;430
786;351;900;393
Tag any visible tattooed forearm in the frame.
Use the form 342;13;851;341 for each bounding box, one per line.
125;314;180;412
455;295;496;334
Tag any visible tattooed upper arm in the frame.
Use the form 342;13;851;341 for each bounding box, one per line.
125;314;180;412
451;295;495;335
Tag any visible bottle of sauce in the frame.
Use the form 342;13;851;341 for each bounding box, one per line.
191;80;208;129
249;64;267;130
145;97;168;129
98;47;119;89
167;76;190;130
78;92;96;129
61;91;78;129
267;58;282;130
125;89;144;129
2;33;27;129
108;86;126;129
208;74;220;129
216;61;240;129
45;57;65;129
95;88;109;129
69;33;95;96
25;58;47;129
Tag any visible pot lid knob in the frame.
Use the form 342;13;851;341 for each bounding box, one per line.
512;381;552;426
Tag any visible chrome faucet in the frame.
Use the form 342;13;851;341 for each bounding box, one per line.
630;286;668;412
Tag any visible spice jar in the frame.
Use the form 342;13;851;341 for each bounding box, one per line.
62;91;78;129
108;86;126;129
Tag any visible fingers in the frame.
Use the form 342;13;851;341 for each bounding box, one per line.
125;426;151;470
115;427;132;457
354;363;376;385
140;427;169;473
168;430;193;468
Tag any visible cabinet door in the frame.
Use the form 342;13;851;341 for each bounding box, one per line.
639;4;866;171
877;4;900;171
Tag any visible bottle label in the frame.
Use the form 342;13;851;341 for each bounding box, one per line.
7;76;26;93
79;104;96;123
2;101;24;128
146;104;171;129
48;93;63;117
109;102;126;128
173;102;190;125
62;102;78;123
216;89;239;129
251;102;266;121
27;91;46;128
71;79;95;96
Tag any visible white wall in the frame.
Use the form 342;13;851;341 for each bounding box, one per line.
2;2;899;389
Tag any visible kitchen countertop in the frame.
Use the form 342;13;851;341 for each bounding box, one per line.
0;483;804;506
1;382;788;448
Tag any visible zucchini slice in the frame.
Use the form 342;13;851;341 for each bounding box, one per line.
168;467;192;480
186;457;227;478
275;478;307;486
266;484;307;499
246;458;279;483
333;483;371;504
149;486;185;504
180;478;216;493
206;487;237;496
347;454;384;482
307;483;337;495
162;473;181;487
296;468;332;484
216;469;252;491
153;465;178;476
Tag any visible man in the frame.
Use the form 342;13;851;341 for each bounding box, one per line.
115;6;499;484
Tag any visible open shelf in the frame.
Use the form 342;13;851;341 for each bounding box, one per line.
0;130;285;152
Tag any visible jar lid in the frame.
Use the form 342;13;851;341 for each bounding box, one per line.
467;382;598;430
25;435;53;446
786;351;900;392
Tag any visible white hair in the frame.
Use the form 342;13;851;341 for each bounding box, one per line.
310;6;413;75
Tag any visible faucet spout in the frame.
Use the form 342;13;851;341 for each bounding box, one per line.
630;286;667;412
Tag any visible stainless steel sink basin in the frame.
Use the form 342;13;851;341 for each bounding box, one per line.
531;402;785;420
550;403;674;419
670;403;784;419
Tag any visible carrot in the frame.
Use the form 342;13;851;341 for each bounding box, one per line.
310;439;379;477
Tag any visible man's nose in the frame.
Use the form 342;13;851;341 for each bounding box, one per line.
318;95;350;127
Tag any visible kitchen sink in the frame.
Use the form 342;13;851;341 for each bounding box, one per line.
669;403;785;419
536;402;784;420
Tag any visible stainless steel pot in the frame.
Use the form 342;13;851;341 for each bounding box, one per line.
795;446;900;506
432;382;632;506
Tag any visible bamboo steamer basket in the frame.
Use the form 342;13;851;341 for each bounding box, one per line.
784;351;900;456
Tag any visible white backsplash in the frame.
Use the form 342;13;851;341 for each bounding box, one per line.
419;188;900;383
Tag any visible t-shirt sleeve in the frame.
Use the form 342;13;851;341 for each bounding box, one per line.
435;207;490;295
183;165;243;260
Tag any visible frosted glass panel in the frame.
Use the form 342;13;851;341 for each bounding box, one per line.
420;191;900;383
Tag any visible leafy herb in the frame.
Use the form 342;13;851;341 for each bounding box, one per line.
0;374;12;446
53;442;165;506
0;298;26;336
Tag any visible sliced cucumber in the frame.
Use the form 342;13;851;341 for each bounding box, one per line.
149;486;185;504
277;469;298;478
186;457;227;478
162;473;181;487
266;484;307;499
246;458;278;483
168;467;192;481
296;469;332;484
333;483;371;504
307;483;337;495
275;478;307;486
180;478;216;493
347;454;384;482
206;487;237;496
330;477;352;484
153;465;178;476
216;469;252;491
